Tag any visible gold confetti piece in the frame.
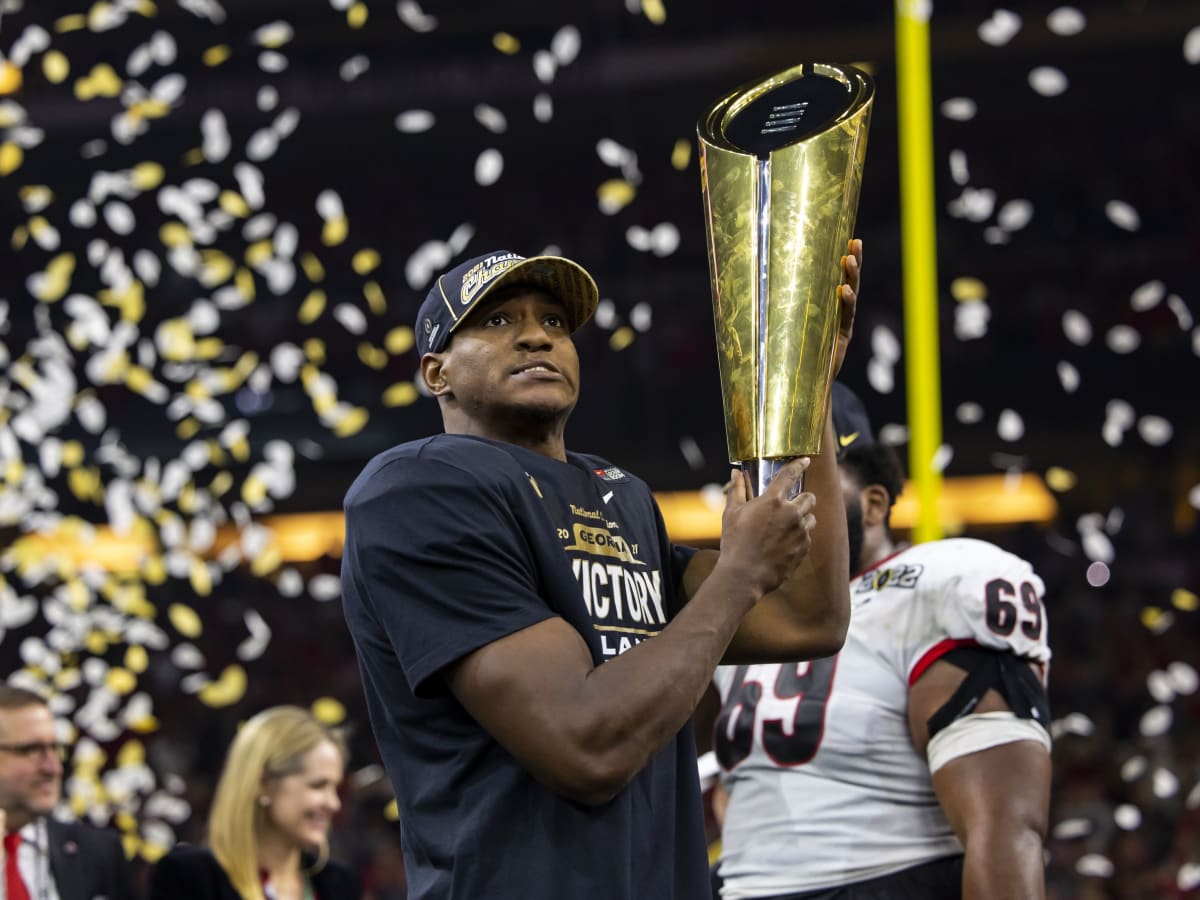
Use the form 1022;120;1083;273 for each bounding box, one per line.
244;239;273;268
671;139;692;171
68;467;101;501
131;161;165;190
105;668;137;695
129;715;158;734
203;45;232;67
311;697;346;726
352;249;381;275
1141;606;1167;631
299;289;327;324
334;407;369;437
158;319;196;361
189;558;213;596
364;280;386;314
141;554;167;584
1173;589;1198;611
3;460;24;483
194;337;223;359
42;51;70;84
0;142;24;177
99;279;145;322
1045;467;1077;492
950;276;988;303
115;812;137;833
127;98;171;121
322;216;348;247
384;799;399;821
0;61;22;96
125;646;149;673
182;147;205;166
242;474;268;506
250;545;282;577
0;106;21;128
130;0;157;15
385;326;415;355
597;178;636;214
235;268;256;300
348;2;369;28
159;222;192;247
198;665;247;708
357;343;388;369
33;253;77;302
125;366;154;394
304;339;326;363
642;0;667;25
493;32;520;54
61;441;84;467
74;64;123;101
85;631;109;654
116;741;145;768
301;253;325;282
210;471;233;496
10;225;28;249
610;326;636;351
65;579;89;612
168;603;203;638
383;382;419;407
55;14;88;31
220;190;251;218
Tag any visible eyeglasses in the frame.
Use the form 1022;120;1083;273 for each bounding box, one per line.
0;742;70;762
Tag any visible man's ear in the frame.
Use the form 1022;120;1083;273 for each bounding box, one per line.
861;484;891;528
421;354;451;397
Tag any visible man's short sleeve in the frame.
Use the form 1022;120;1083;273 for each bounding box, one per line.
342;455;557;695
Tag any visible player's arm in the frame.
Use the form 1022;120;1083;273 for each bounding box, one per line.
908;658;1051;900
446;457;816;807
677;241;859;664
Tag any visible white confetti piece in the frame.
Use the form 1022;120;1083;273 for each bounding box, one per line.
533;92;554;123
954;301;990;340
978;10;1022;46
308;573;341;602
1153;768;1179;798
551;26;582;65
246;128;280;162
1052;818;1092;840
1106;325;1140;354
1105;200;1141;231
1147;671;1176;704
946;186;995;222
1113;804;1141;830
474;148;504;186
1130;280;1165;312
1029;66;1068;97
257;86;279;112
1061;310;1092;346
316;190;344;221
593;299;617;330
533;49;557;84
630;302;652;332
996;199;1033;231
201;109;230;163
1166;295;1192;329
236;610;271;661
1075;855;1113;878
1051;712;1094;738
1137;415;1172;446
333;304;368;335
948;149;970;185
1184;26;1200;64
941;99;976;122
340;55;371;82
397;0;438;32
258;51;288;74
473;104;507;134
254;21;294;47
1046;7;1086;36
879;423;908;446
679;436;703;470
1180;865;1200;892
867;357;895;394
931;445;953;474
997;409;1024;442
1080;528;1114;564
955;402;983;424
1168;662;1198;695
103;201;136;236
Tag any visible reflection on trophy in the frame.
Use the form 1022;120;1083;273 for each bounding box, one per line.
698;63;874;495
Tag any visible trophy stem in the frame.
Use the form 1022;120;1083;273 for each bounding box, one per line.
755;157;772;458
742;458;804;498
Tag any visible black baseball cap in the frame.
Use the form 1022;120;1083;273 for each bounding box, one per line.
416;250;600;355
830;381;875;458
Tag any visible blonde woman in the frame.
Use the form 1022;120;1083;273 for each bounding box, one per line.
151;706;361;900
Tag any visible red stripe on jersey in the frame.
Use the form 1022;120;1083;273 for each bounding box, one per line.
908;637;980;686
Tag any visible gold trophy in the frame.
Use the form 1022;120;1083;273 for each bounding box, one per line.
698;63;873;494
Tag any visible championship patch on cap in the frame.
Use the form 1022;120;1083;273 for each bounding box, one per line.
414;249;600;356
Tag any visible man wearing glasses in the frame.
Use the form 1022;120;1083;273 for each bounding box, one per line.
0;685;137;900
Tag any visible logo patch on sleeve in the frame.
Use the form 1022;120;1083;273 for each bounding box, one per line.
593;466;628;483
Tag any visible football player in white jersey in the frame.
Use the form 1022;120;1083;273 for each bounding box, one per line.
703;383;1053;899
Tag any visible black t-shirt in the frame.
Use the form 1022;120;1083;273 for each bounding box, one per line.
341;434;710;900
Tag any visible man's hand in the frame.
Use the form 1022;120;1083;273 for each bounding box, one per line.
833;237;862;376
717;457;816;597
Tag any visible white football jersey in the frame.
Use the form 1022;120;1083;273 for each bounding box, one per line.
714;538;1050;898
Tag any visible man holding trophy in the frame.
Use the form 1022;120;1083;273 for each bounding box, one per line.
340;64;868;899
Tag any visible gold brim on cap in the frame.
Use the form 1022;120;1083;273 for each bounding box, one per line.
447;255;599;336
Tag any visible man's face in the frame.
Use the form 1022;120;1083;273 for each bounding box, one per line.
432;288;581;427
0;704;63;825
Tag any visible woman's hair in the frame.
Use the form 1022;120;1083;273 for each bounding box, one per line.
208;705;347;900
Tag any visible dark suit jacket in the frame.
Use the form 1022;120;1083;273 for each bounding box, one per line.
44;818;139;900
150;845;361;900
